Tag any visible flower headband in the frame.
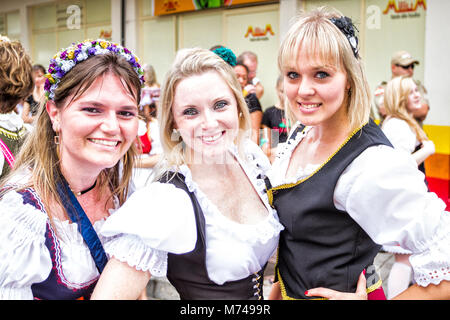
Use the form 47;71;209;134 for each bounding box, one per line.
330;16;359;58
44;39;144;100
212;46;237;66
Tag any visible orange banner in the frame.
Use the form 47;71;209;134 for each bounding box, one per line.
153;0;273;16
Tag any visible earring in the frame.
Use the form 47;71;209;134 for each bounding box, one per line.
171;128;181;141
54;134;60;145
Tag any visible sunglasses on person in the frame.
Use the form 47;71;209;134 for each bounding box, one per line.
396;63;415;70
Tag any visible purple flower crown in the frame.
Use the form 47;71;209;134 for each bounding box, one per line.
44;39;144;100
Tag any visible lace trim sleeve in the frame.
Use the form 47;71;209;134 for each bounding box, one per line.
410;213;450;287
104;234;167;277
337;146;450;287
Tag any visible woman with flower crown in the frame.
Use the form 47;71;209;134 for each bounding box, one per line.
267;6;450;300
0;39;144;299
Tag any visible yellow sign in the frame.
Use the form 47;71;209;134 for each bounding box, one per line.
383;0;427;14
244;24;275;41
153;0;273;16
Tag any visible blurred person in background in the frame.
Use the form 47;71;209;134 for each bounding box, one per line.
0;36;33;180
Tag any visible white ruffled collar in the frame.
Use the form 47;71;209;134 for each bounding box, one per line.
0;111;25;131
269;123;320;186
176;145;283;245
4;188;119;246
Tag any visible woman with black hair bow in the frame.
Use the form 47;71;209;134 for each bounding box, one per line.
267;7;450;300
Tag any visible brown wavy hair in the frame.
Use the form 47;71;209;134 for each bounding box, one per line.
0;40;33;113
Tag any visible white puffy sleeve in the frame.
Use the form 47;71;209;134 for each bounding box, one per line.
0;191;51;299
381;118;416;154
334;145;450;287
100;182;197;277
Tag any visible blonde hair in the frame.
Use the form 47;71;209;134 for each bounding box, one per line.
278;6;371;131
156;47;251;176
1;53;140;221
143;64;159;87
384;76;428;142
0;40;33;113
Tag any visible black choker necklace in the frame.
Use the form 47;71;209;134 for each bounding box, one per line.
71;179;97;197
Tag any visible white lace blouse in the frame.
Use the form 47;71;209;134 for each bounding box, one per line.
268;122;450;287
0;189;116;300
100;140;284;285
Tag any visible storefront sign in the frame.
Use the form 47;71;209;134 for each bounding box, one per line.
153;0;273;16
383;0;426;19
244;24;274;41
99;29;112;40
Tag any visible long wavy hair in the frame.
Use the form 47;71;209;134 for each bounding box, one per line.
383;76;428;142
1;53;141;221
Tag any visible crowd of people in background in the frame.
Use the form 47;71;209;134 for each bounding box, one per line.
0;4;448;301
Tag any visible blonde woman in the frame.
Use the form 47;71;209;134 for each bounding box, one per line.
139;64;160;124
92;47;285;300
267;6;449;300
382;75;435;299
383;76;435;169
0;39;143;299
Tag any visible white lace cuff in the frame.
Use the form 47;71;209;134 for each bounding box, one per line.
104;234;168;277
410;213;450;287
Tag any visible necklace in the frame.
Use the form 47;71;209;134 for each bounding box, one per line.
70;179;97;197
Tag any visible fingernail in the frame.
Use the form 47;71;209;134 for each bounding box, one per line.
304;290;309;296
363;269;366;275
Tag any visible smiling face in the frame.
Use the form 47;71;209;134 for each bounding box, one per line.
47;72;138;175
406;81;422;113
283;47;349;129
171;70;239;163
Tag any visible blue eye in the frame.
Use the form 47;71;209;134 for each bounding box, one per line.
183;108;198;116
286;71;299;80
316;71;329;79
214;100;228;110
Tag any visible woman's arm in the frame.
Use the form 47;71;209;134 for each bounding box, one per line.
268;281;282;300
392;280;450;300
412;140;435;165
91;258;151;300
